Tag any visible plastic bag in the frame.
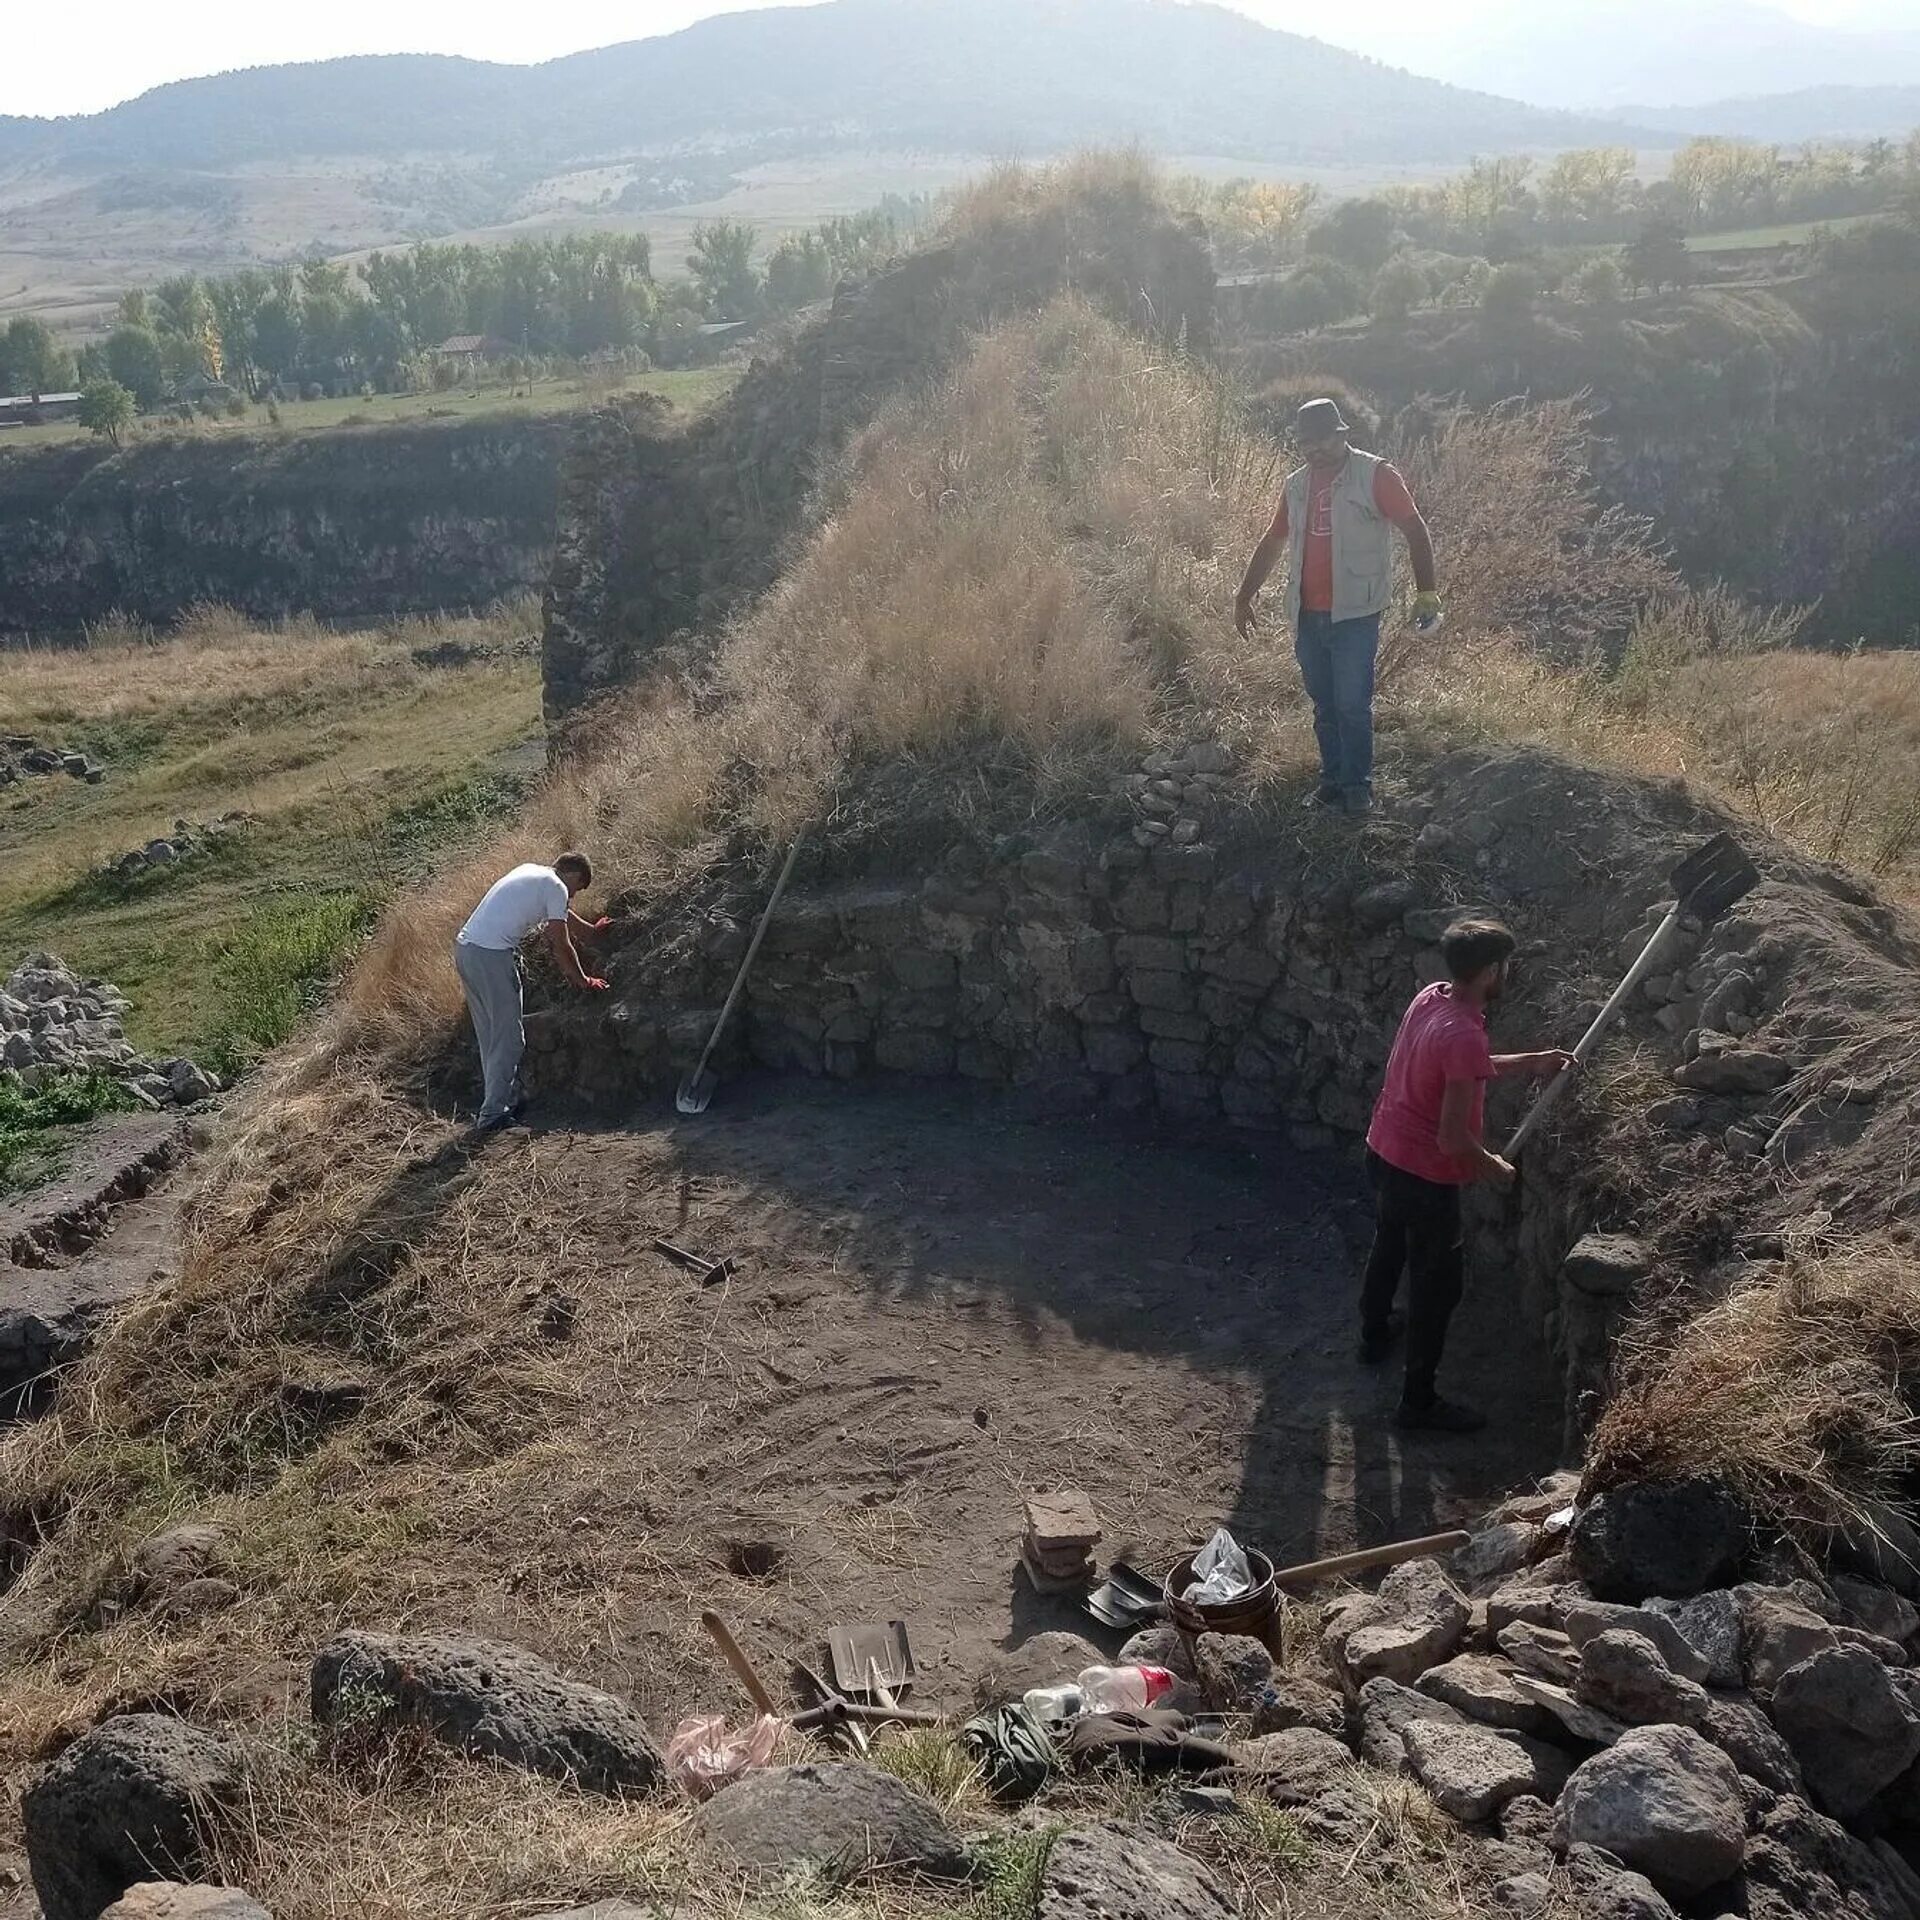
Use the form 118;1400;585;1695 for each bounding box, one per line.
665;1711;783;1798
1186;1526;1253;1604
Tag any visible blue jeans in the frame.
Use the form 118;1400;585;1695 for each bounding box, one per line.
1294;611;1380;796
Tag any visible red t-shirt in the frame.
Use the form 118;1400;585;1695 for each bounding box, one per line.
1266;459;1422;614
1367;982;1494;1186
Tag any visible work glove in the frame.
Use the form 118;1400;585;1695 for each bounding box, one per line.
1411;591;1445;635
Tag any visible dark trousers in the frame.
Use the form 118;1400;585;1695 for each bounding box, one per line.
1294;610;1381;796
1360;1148;1465;1409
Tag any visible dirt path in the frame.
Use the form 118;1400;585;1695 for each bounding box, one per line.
443;1078;1564;1724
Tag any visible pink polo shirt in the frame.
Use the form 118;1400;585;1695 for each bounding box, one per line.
1367;982;1495;1186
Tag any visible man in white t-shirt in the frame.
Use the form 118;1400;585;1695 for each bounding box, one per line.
454;851;607;1130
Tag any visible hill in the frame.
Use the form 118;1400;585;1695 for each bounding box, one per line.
1609;83;1920;142
0;0;1638;174
1392;0;1920;112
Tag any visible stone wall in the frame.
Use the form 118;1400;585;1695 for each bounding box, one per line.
542;211;1216;731
0;415;567;637
520;745;1920;1460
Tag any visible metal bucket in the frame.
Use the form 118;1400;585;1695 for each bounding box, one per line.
1163;1546;1281;1652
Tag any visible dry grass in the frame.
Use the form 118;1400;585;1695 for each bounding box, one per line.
1588;1238;1920;1545
1670;647;1920;877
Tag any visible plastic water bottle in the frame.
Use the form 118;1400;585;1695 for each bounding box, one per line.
1077;1664;1176;1711
1022;1683;1086;1721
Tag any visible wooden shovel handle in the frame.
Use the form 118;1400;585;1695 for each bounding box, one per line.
1272;1529;1471;1589
700;1608;779;1717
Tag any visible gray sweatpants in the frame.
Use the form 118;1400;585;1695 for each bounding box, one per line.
454;939;524;1122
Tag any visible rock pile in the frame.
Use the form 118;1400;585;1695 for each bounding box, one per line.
3;955;217;1107
1294;1469;1920;1917
102;814;252;883
1120;740;1234;849
0;736;104;787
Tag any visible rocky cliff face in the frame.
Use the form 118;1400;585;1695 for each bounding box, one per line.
0;416;568;636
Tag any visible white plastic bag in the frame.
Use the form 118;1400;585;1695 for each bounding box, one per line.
665;1711;783;1798
1186;1525;1253;1604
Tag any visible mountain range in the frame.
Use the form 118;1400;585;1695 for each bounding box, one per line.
0;0;1641;173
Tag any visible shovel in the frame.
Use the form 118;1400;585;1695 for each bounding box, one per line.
1507;831;1759;1158
676;828;808;1115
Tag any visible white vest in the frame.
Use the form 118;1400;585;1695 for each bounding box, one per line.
1284;448;1396;626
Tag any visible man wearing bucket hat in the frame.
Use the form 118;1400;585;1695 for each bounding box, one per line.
1234;397;1441;816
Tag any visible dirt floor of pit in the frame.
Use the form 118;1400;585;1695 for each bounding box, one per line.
378;1075;1566;1730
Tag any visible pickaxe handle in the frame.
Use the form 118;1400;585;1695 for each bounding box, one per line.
791;1701;945;1732
1507;902;1682;1159
1272;1529;1471;1587
700;1608;779;1717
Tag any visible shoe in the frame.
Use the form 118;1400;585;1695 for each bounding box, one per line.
473;1101;524;1135
1341;786;1374;816
1394;1395;1487;1434
1358;1312;1404;1365
1304;785;1340;810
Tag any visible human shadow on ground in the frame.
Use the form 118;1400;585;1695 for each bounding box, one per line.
547;1072;1565;1584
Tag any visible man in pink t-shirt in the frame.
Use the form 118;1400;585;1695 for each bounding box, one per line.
1362;917;1572;1433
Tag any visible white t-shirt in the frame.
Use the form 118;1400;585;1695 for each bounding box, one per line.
458;863;570;951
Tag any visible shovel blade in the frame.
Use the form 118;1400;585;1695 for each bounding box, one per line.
675;1069;717;1115
1670;831;1760;922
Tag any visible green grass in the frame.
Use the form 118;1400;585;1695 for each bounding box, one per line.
0;1070;134;1195
0;617;542;1065
1687;212;1880;253
0;367;740;451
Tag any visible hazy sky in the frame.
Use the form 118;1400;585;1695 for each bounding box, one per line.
1;0;1907;118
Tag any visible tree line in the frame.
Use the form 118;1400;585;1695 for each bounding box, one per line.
1;198;928;427
1193;132;1920;338
1199;133;1920;275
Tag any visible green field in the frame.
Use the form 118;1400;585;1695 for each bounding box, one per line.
1686;212;1881;253
0;609;543;1070
0;366;740;451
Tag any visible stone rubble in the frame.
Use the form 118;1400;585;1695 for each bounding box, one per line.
101;813;253;883
0;735;104;787
2;954;218;1109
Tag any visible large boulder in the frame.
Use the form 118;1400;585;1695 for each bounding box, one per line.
1354;1676;1470;1771
1338;1558;1470;1687
1417;1655;1558;1737
1574;1630;1711;1729
1645;1590;1743;1689
695;1763;971;1879
1742;1790;1918;1920
1400;1719;1571;1824
1553;1725;1747;1897
309;1631;663;1795
1036;1823;1236;1920
1568;1481;1749;1602
1191;1633;1277;1712
1740;1589;1907;1694
1451;1524;1545;1595
1700;1692;1803;1794
1248;1673;1347;1740
1496;1623;1579;1687
22;1715;246;1920
100;1890;269;1920
1770;1645;1920;1821
1565;1602;1713;1684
